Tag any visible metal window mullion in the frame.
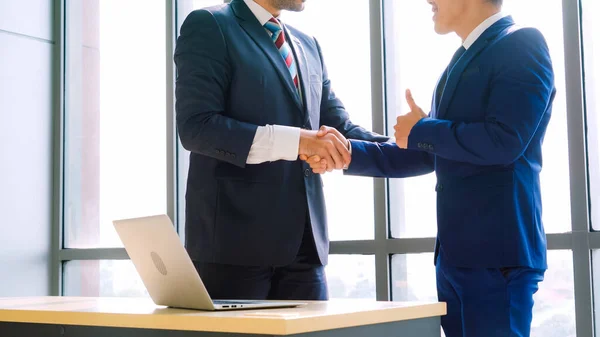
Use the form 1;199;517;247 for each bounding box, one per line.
563;0;590;236
166;0;178;233
329;241;376;255
572;232;594;337
368;0;390;302
561;0;594;335
384;238;436;254
51;0;67;297
547;233;574;249
587;232;600;249
59;248;129;261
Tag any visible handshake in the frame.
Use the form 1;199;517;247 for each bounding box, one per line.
298;126;349;175
298;89;427;175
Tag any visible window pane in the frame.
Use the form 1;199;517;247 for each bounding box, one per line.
590;250;600;335
385;0;571;238
582;0;600;230
177;0;223;29
63;260;149;297
284;0;374;241
391;253;437;302
64;0;167;248
391;251;575;337
384;1;458;239
326;255;376;299
533;250;575;337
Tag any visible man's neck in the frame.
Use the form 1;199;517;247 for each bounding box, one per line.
253;0;281;17
455;5;501;42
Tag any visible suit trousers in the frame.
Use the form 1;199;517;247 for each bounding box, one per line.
193;221;328;301
436;247;545;337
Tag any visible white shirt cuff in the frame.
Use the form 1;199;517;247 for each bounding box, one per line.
246;125;300;164
271;125;301;161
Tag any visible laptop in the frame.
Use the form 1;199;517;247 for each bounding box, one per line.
113;214;305;311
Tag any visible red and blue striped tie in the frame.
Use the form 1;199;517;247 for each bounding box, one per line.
264;17;299;90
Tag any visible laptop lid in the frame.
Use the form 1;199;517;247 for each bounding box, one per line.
113;214;216;310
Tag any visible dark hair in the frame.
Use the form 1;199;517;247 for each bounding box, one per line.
488;0;503;6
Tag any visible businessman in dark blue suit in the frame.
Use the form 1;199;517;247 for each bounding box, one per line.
305;0;555;335
173;0;387;301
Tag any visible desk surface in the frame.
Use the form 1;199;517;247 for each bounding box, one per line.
0;297;445;335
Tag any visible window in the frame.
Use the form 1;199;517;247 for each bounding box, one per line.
383;0;459;239
64;0;167;248
284;0;375;241
391;253;437;302
591;250;600;334
531;251;575;337
384;0;571;239
53;1;593;334
63;260;148;297
326;255;376;299
177;0;223;24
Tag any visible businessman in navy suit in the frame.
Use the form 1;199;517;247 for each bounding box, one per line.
174;0;387;301
305;0;554;335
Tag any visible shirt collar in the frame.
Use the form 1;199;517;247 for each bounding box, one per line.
463;12;508;50
244;0;278;26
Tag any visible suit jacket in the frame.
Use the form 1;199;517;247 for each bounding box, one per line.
174;0;387;266
346;17;555;269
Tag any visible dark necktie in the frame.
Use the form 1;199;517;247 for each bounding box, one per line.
435;46;466;109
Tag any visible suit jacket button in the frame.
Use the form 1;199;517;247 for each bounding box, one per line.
304;169;311;177
417;142;423;148
428;145;434;151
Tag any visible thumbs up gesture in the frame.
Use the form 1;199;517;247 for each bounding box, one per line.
394;89;427;149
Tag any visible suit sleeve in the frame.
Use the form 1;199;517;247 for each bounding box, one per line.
345;140;434;178
407;28;555;166
313;38;390;143
174;10;258;168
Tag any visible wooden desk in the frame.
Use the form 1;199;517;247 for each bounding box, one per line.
0;297;445;337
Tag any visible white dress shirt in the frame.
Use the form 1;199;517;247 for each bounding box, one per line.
462;11;508;50
243;0;302;164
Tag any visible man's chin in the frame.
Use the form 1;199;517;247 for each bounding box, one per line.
287;4;305;12
433;23;452;35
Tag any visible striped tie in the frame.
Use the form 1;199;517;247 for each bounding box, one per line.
264;17;299;90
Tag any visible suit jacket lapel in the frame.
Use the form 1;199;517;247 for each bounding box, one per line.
287;30;312;126
437;16;515;119
231;0;303;112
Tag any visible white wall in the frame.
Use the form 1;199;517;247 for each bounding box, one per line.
0;0;54;296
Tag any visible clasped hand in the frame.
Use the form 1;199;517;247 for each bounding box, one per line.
298;126;350;174
299;89;426;174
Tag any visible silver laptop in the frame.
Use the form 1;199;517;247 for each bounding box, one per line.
113;214;305;311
